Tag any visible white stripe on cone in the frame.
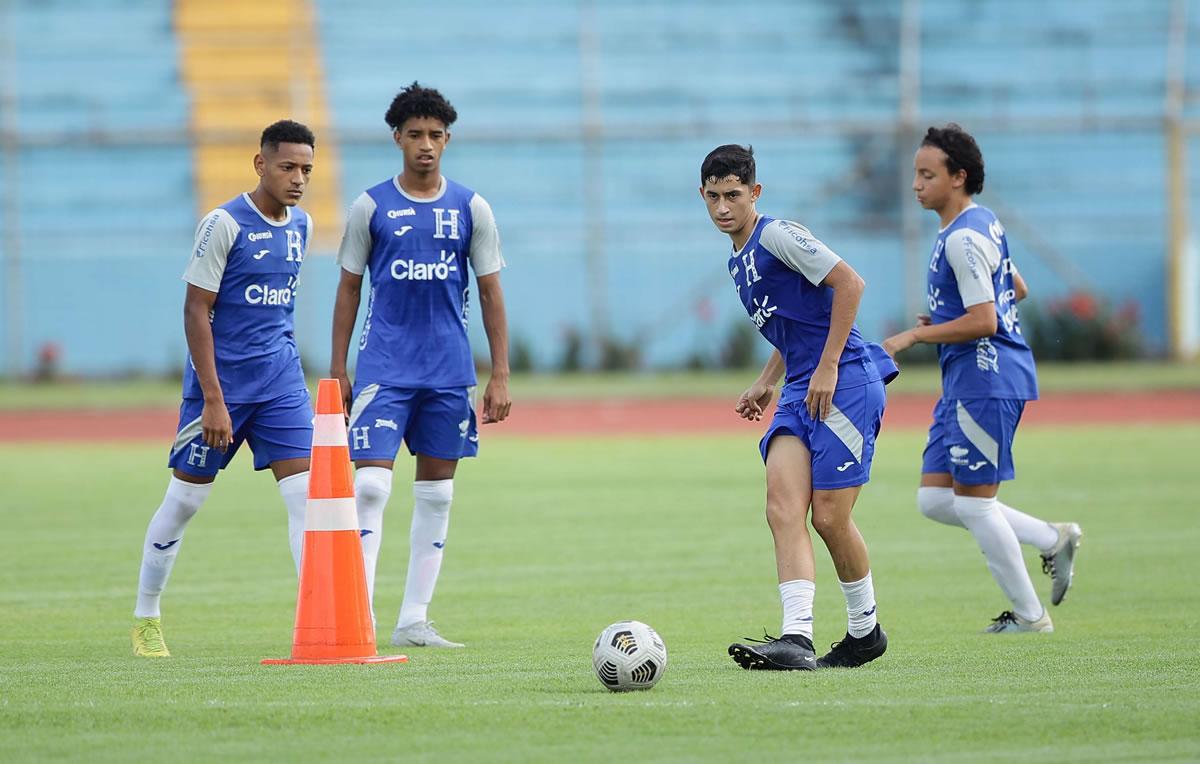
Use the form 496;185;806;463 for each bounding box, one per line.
305;497;358;531
312;413;350;447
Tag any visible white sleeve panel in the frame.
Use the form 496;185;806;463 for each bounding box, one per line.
945;228;1000;307
758;219;842;286
182;208;238;292
468;193;505;276
305;212;314;251
335;193;377;275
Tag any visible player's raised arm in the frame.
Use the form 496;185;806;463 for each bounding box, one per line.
884;228;999;356
330;193;375;411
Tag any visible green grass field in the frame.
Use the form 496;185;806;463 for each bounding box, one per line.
2;424;1198;762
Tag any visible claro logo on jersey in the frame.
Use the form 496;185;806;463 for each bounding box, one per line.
391;251;459;281
245;275;298;305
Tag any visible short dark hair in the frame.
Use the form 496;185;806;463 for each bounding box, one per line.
701;144;756;187
385;82;458;131
260;119;315;152
921;123;984;195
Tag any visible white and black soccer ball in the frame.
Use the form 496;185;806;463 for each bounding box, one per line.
592;620;667;692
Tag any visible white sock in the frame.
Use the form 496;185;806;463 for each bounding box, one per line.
779;579;815;640
277;472;308;575
355;466;393;614
919;487;1059;551
134;477;213;618
396;479;452;629
996;500;1059;552
840;572;877;638
953;495;1044;621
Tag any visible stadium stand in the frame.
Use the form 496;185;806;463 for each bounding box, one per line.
0;0;1187;373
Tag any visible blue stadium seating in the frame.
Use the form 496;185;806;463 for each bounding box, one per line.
0;0;1187;374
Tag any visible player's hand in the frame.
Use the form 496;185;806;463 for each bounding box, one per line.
735;382;774;421
481;375;511;424
916;313;932;327
201;400;233;452
806;364;837;422
332;371;353;421
883;330;917;359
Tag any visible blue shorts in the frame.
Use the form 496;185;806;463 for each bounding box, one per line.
760;379;886;490
167;389;313;478
347;384;478;462
921;397;1025;485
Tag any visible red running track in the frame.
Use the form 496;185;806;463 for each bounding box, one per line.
0;390;1197;443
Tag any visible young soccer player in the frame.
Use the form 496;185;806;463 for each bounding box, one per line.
883;124;1082;633
330;82;510;649
701;145;897;670
131;120;317;657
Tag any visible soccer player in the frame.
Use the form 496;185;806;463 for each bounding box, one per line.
330;82;510;649
883;124;1082;633
131;120;317;657
700;145;897;670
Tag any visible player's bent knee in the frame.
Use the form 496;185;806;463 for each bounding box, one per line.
355;470;393;506
764;498;806;531
917;486;954;521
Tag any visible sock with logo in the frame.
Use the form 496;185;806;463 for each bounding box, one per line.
840;571;877;638
919;487;1059;551
396;479;453;630
354;466;393;614
276;472;308;575
134;477;213;618
779;578;815;640
953;494;1044;622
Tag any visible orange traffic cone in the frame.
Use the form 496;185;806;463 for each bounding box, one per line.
263;379;408;665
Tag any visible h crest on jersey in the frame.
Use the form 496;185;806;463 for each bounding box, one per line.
730;247;776;328
432;208;461;240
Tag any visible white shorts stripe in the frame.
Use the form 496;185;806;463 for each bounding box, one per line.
305;497;359;531
955;401;1000;466
823;403;864;463
312;413;348;447
348;383;380;430
171;416;204;455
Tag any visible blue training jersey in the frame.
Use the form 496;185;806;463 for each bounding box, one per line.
180;193;311;403
337;176;504;389
728;215;898;396
927;204;1038;400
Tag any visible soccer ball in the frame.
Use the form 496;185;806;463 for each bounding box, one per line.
591;620;668;692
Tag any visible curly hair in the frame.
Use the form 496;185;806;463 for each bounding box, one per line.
384;82;458;131
260;119;315;151
700;144;756;187
921;123;984;195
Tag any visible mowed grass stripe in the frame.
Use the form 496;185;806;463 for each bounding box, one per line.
0;425;1197;762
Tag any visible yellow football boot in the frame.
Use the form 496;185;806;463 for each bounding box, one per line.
132;617;171;657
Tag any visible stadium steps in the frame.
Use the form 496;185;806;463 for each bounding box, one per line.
174;0;342;252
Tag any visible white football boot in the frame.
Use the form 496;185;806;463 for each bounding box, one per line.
391;620;464;648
